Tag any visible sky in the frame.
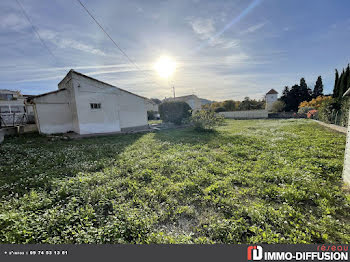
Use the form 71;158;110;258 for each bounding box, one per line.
0;0;350;101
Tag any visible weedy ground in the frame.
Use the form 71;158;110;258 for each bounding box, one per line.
0;119;349;243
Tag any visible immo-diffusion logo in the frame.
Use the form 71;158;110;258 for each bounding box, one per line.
247;245;349;261
247;246;263;261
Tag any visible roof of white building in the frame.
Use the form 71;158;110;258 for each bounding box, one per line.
33;70;152;101
266;89;278;95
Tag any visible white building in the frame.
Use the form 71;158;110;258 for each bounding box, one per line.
164;94;203;111
265;89;278;111
145;99;159;112
30;70;149;135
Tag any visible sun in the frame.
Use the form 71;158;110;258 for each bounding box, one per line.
154;56;176;78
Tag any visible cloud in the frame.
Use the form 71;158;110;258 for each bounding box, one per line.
38;29;107;56
188;17;240;49
188;17;215;40
0;13;28;31
240;22;266;34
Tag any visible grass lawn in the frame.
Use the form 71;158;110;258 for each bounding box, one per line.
148;119;162;125
0;119;349;244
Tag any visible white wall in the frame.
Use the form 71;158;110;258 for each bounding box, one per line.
265;94;278;111
71;72;147;134
33;89;74;134
118;91;148;130
218;110;268;119
71;74;121;134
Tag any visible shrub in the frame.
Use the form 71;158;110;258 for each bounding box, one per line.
318;98;340;124
159;101;192;125
190;110;225;131
307;109;318;119
270;101;285;113
299;96;332;109
298;106;315;115
337;96;350;127
214;107;226;113
147;111;156;120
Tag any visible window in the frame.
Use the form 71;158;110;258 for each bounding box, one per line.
90;103;101;110
0;94;13;101
10;106;25;113
0;106;10;113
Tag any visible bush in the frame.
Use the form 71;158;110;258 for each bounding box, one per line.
298;106;315;115
307;109;318;119
339;97;350;127
147;111;156;120
270;101;285;113
318;98;340;124
190;110;225;131
159;101;192;125
214;107;226;113
299;96;332;109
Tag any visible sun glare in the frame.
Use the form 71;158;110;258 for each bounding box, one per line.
154;56;176;78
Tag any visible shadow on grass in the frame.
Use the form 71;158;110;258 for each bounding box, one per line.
153;126;255;147
0;132;146;198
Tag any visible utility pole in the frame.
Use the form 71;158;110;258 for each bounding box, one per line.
173;86;175;99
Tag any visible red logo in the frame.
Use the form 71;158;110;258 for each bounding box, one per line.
247;246;263;261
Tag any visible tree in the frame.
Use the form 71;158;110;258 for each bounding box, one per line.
333;69;339;98
151;98;162;104
238;97;265;111
299;78;312;102
313;76;324;98
222;100;236;111
159;101;192;125
190;110;225;131
280;80;312;112
270;100;285;112
338;69;346;100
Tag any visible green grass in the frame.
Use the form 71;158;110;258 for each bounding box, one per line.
0;119;349;244
148;119;162;125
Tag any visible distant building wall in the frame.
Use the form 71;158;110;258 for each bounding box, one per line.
265;93;278;111
218;110;268;119
145;100;159;112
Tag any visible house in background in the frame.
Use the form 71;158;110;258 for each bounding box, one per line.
0;89;34;127
145;99;159;112
164;94;205;111
265;89;278;111
29;70;149;135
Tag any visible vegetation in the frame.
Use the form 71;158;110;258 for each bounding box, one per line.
270;101;285;113
190;110;224;131
147;110;157;120
159;101;192;125
150;98;162;105
202;97;265;112
0;119;349;244
299;96;332;109
280;78;312;112
316;64;350;127
333;65;350;100
317;97;349;127
313;76;324;99
280;76;325;112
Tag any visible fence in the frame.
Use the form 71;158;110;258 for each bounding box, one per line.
0;113;28;128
